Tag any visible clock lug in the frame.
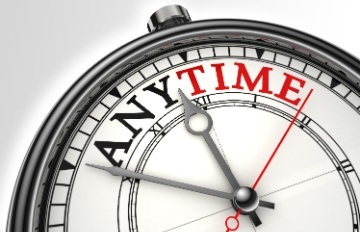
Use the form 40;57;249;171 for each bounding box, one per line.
147;5;191;32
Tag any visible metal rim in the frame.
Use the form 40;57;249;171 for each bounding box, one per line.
7;19;360;232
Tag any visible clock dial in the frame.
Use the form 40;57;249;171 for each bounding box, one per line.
40;42;360;232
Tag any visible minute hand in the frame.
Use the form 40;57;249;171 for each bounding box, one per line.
178;89;240;190
86;164;233;200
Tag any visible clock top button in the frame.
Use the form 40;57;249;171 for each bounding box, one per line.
147;5;191;32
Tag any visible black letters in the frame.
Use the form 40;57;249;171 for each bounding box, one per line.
94;140;133;167
143;75;178;108
111;95;155;138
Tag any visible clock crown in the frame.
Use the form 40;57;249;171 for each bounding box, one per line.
147;5;191;33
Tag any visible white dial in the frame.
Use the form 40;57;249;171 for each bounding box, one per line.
45;43;360;232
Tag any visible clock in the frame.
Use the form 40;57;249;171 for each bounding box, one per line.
7;4;360;232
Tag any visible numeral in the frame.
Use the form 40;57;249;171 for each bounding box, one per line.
149;122;165;136
337;159;355;173
299;116;312;129
252;95;257;108
354;224;358;230
193;95;212;110
122;177;133;183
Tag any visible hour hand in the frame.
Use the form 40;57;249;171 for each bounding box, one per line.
178;88;213;136
178;89;240;190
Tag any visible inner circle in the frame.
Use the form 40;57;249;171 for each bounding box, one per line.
188;113;209;132
128;98;355;231
233;187;259;214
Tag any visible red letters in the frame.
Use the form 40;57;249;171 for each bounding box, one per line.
232;62;273;94
211;63;230;91
176;65;206;96
176;62;307;106
274;73;306;106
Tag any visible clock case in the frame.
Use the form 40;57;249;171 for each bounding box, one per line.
7;17;360;232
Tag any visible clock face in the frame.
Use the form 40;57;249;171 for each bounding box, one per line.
34;40;360;232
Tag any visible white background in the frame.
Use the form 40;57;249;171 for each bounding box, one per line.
1;0;360;231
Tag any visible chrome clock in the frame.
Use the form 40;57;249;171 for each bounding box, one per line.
8;5;360;232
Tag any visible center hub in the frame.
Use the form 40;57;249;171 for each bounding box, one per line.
232;187;259;215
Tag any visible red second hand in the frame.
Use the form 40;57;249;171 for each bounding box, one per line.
225;210;241;231
252;89;314;189
224;89;313;231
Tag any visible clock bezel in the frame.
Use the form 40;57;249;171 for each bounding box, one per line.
7;19;360;232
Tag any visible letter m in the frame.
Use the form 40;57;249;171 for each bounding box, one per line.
232;62;273;94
